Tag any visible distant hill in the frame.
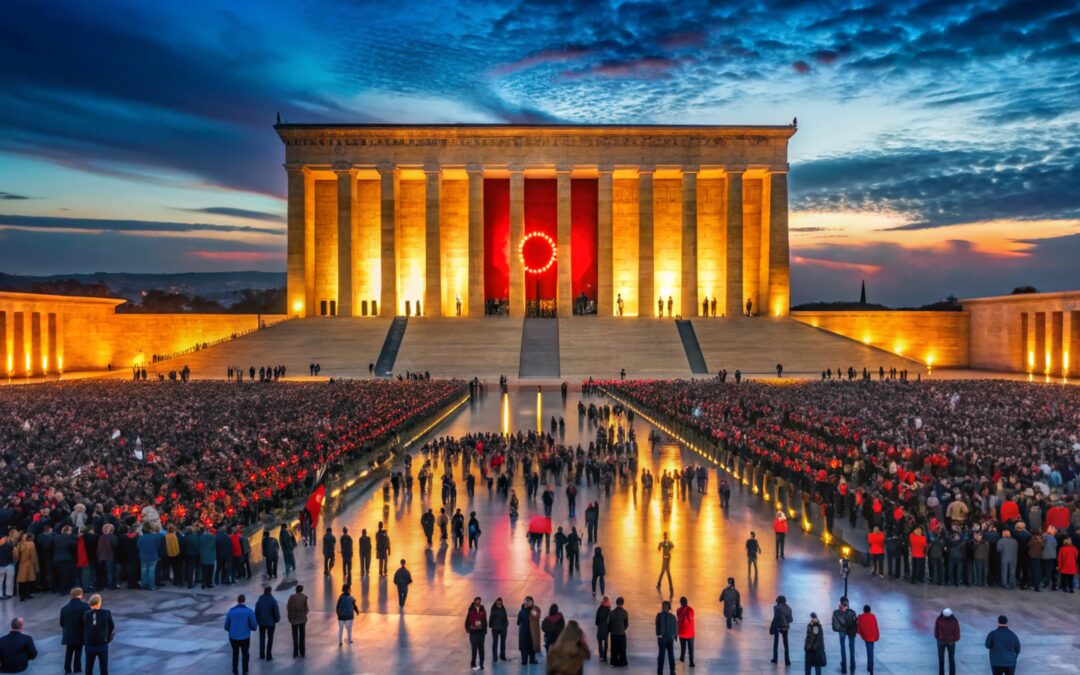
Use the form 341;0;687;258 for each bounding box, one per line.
0;271;285;309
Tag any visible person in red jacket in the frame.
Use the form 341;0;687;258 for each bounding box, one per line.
773;511;788;560
867;527;886;578
910;527;927;584
1058;539;1078;593
676;596;695;667
1046;502;1070;531
465;596;488;669
1000;499;1020;524
856;605;879;673
934;608;960;675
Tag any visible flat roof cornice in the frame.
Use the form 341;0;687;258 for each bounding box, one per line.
276;123;797;141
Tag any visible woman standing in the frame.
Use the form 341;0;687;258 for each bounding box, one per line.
591;548;606;596
546;619;591;675
14;533;37;601
595;596;611;662
804;612;827;675
770;595;793;666
489;597;509;663
676;596;695;668
465;596;488;670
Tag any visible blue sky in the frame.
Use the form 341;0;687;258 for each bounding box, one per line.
1;0;1077;304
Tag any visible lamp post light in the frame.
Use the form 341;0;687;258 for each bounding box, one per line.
840;546;852;598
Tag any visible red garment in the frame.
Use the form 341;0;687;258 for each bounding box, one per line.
1058;545;1079;575
910;533;927;558
465;606;487;632
1046;506;1070;531
1000;500;1020;522
676;605;695;638
856;613;879;642
867;532;885;555
76;536;89;568
773;517;788;534
230;533;242;556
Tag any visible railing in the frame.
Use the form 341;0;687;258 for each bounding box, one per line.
149;317;288;363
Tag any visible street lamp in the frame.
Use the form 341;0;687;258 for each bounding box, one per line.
840;546;852;598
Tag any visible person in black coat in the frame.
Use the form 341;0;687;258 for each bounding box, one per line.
358;530;372;577
608;596;630;667
53;527;77;595
181;527;201;588
215;527;233;585
0;618;37;673
60;588;90;673
261;531;279;580
322;528;336;577
83;595;115;675
592;547;606;596
339;528;353;578
254;585;280;661
489;597;509;663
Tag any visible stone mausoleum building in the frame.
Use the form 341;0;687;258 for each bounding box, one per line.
275;123;795;320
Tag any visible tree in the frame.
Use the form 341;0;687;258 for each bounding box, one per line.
230;287;286;314
1011;286;1037;294
30;279;114;298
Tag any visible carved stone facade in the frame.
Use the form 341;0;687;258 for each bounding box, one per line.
277;124;796;318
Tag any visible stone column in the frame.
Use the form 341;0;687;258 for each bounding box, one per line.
509;167;525;317
378;165;397;316
638;167;655;317
335;167;356;317
467;166;485;318
681;168;698;317
596;167;614;317
556;167;573;317
725;169;744;317
768;171;790;317
424;167;442;317
285;165;308;317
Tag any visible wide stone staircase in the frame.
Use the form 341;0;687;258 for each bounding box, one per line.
518;318;561;378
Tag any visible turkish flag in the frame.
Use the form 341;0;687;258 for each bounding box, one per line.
304;484;326;528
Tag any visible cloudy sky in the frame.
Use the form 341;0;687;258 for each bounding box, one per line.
1;0;1077;305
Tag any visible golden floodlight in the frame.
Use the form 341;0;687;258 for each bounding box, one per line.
842;546;851;558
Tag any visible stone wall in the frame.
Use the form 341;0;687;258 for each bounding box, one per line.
962;291;1080;376
790;310;970;367
1;291;285;374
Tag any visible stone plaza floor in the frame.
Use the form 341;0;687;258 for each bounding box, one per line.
2;387;1077;673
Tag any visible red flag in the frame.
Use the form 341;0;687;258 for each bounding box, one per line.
304;484;326;528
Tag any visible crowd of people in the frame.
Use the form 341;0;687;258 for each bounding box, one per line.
603;378;1080;593
0;379;466;597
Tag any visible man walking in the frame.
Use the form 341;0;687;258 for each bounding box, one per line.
60;588;90;674
984;615;1020;675
375;524;391;576
608;597;630;667
339;527;353;578
83;595;114;675
335;586;358;645
934;608;960;675
254;585;280;661
224;594;257;675
322;528;336;577
831;597;856;674
746;532;762;576
358;529;372;577
393;559;412;609
286;585;308;658
655;600;677;675
856;605;879;674
656;532;674;595
770;595;793;665
421;510;435;547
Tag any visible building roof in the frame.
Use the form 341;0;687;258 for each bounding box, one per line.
0;291;125;307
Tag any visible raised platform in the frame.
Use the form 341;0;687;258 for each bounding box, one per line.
138;315;928;381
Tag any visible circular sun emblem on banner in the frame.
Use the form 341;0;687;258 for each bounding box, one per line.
519;231;557;274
